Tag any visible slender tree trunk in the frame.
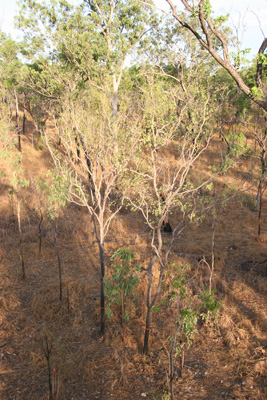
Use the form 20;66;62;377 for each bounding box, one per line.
9;189;16;230
22;109;26;135
181;344;185;378
143;254;157;354
79;135;92;182
42;334;53;400
258;180;263;236
99;241;105;334
38;210;43;256
14;90;21;152
169;320;182;400
91;213;106;335
67;284;70;315
121;290;125;340
57;248;63;303
17;203;26;279
74;135;81;163
112;92;118;117
55;223;63;302
256;145;266;235
143;305;152;355
209;219;216;293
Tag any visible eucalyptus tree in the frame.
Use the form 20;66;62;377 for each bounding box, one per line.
45;84;143;334
16;0;157;333
126;66;222;354
16;0;157;114
162;0;267;112
0;33;22;150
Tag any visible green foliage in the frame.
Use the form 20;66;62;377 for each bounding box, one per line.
241;192;256;211
257;53;267;66
199;289;221;322
0;33;21;89
179;308;198;347
104;248;140;320
213;14;229;28
203;0;212;17
250;86;264;101
230;48;251;70
161;391;171;400
35;172;69;219
168;264;221;355
220;131;250;173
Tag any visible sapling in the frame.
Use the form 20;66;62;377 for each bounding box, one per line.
104;248;140;341
34;175;68;302
167;264;221;400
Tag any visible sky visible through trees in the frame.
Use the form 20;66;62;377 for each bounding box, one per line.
1;0;267;59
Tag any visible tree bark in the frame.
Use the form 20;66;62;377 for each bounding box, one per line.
165;0;267;112
112;92;118;117
22;109;26;135
14;90;21;151
143;305;152;355
99;241;105;335
143;254;157;354
92;214;106;335
17;202;26;279
256;38;267;92
38;210;43;256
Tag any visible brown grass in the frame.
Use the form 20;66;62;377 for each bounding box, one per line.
0;120;267;399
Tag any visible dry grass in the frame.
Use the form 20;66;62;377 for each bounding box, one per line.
0;121;267;399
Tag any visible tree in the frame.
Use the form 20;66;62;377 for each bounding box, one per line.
16;0;157;115
16;0;156;333
0;33;22;150
167;264;221;400
45;85;143;334
126;66;220;354
104;248;140;341
161;0;267;112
